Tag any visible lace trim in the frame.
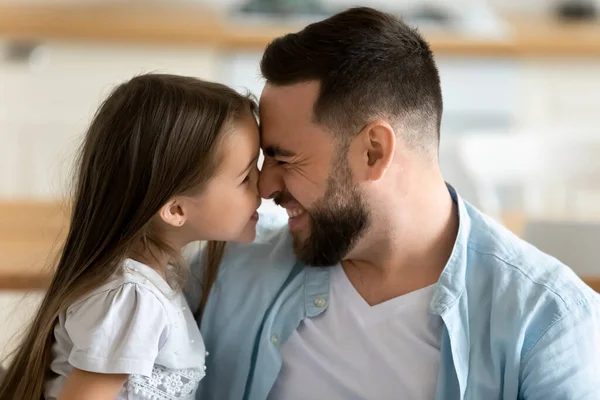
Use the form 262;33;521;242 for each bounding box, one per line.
126;365;205;400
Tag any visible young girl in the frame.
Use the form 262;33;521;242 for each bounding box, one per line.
0;74;260;399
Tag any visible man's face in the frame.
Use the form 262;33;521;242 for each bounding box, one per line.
259;82;369;266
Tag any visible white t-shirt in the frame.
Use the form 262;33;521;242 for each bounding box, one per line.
268;265;443;400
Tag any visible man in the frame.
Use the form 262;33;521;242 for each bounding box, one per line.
189;7;600;400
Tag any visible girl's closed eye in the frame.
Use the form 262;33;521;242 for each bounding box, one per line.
241;164;258;185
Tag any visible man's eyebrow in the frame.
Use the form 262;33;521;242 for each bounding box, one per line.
263;145;296;158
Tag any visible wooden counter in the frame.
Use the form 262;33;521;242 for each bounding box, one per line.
0;3;600;57
1;201;599;292
0;201;67;289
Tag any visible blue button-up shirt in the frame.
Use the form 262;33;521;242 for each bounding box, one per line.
187;188;600;400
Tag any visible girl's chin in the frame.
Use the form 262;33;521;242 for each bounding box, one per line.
234;224;257;244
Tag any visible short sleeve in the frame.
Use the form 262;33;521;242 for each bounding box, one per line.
65;282;170;377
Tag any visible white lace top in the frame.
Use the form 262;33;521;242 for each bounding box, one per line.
44;259;206;400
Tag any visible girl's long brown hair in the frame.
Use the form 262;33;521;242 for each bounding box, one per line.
0;74;255;400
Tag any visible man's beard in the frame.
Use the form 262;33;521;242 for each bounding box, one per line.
295;161;370;267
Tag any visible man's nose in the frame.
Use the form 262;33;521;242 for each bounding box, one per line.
258;163;284;200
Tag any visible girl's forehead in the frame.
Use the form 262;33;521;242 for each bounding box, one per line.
218;115;260;175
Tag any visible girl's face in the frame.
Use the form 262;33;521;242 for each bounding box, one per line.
178;111;261;244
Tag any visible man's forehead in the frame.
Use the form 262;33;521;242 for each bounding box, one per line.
258;120;295;152
259;82;328;154
260;82;319;117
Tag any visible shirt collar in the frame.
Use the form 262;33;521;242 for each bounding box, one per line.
429;184;471;316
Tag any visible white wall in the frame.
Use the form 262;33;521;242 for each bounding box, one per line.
0;42;220;199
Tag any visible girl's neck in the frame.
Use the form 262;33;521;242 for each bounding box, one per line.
128;246;172;280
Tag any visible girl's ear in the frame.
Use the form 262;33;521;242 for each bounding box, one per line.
158;198;186;227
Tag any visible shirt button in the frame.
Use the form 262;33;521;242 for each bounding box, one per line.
205;351;209;356
313;296;327;308
270;335;279;345
182;306;187;311
203;365;207;371
174;351;180;356
191;339;195;344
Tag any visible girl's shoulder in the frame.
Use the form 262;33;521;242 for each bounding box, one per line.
53;259;193;377
67;258;178;316
49;258;205;384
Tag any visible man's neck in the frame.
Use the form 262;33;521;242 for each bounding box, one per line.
342;178;459;306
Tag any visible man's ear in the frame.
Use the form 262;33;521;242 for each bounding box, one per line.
158;198;187;227
352;120;396;182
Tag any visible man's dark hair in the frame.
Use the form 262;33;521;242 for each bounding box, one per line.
260;7;443;153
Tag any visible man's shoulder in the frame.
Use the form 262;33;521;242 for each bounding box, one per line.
463;201;599;319
445;199;600;399
456;202;600;372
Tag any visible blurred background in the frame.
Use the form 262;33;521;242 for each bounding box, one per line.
1;0;600;362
